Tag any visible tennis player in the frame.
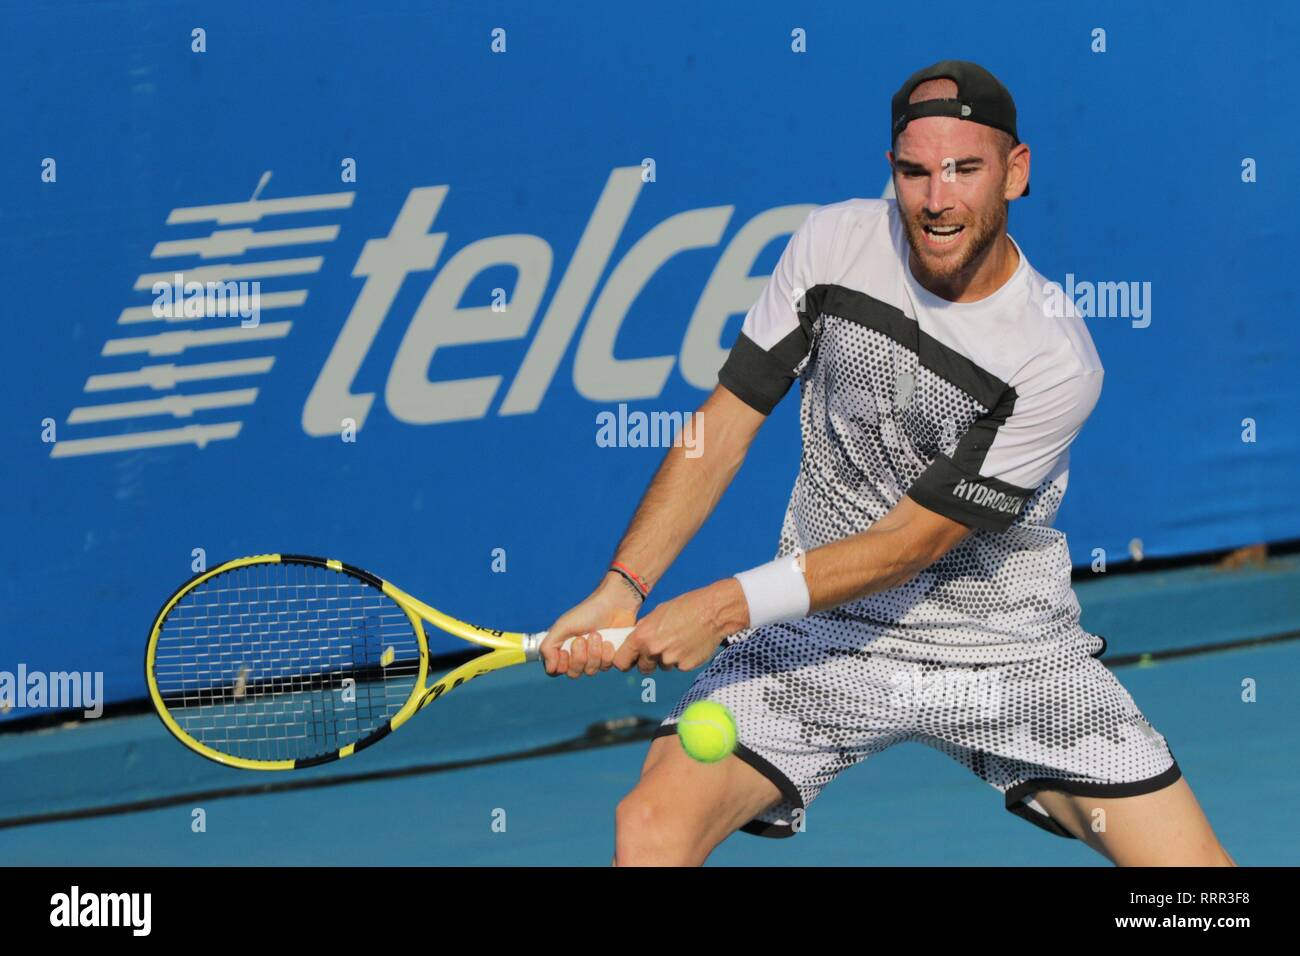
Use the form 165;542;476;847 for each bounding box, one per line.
541;60;1235;867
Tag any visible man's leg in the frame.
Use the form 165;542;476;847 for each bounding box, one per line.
1031;777;1236;866
614;735;783;866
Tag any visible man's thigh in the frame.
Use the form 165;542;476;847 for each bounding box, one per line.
614;736;782;865
1032;777;1235;866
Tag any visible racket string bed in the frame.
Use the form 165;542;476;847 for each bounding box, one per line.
152;561;420;762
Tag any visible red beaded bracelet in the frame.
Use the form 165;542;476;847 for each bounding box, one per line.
609;561;650;600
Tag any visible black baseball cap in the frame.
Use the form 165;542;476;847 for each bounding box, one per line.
891;60;1029;196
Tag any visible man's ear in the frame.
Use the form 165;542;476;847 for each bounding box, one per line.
1005;142;1030;200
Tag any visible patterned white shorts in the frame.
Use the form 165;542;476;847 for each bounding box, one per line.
655;621;1181;838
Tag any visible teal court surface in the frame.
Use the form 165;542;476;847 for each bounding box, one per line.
2;557;1297;866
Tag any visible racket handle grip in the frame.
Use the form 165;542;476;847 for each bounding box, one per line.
522;627;633;662
559;627;633;652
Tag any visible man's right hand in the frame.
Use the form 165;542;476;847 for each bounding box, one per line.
540;573;642;678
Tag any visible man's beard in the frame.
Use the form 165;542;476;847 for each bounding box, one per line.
903;200;1007;283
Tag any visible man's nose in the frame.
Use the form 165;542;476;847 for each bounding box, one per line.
925;171;955;214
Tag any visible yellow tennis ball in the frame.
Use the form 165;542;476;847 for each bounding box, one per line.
678;701;737;763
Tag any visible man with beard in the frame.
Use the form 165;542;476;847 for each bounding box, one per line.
541;60;1235;867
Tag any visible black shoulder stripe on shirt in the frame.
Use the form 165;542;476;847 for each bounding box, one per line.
951;385;1019;475
717;323;814;415
803;283;1009;411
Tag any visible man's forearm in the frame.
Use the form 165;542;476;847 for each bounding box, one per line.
806;497;971;611
610;390;758;590
705;496;972;630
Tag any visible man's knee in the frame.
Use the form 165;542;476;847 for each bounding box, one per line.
614;788;709;866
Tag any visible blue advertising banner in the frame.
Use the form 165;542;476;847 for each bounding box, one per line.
2;0;1297;711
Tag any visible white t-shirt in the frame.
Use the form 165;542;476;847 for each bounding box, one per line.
720;198;1104;663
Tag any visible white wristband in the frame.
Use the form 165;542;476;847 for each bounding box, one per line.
734;553;810;629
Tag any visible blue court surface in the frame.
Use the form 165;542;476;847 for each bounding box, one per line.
2;557;1296;866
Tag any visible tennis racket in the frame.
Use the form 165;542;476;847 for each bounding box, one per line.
145;553;631;770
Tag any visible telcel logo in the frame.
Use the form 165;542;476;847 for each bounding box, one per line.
303;168;811;434
55;166;810;459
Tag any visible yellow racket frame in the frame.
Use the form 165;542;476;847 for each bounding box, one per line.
145;553;535;771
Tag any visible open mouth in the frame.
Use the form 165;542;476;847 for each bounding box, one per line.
922;223;965;246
